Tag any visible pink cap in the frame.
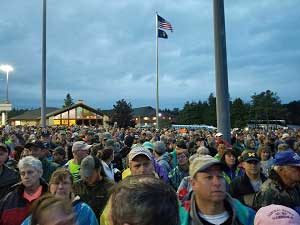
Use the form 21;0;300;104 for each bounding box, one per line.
254;204;300;225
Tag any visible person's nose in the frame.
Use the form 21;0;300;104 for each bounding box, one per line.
212;176;222;187
140;165;146;174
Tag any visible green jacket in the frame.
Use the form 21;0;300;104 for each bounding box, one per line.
73;177;114;220
179;192;255;225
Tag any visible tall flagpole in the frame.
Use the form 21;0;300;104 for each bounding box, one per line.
41;0;47;128
155;12;159;130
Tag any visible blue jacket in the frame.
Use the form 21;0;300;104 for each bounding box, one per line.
21;196;98;225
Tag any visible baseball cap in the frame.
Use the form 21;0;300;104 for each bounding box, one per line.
0;143;8;152
53;146;65;156
254;204;300;225
273;150;300;167
103;132;112;140
189;155;223;178
282;133;290;140
105;139;115;148
240;150;260;162
80;155;101;178
153;141;166;154
128;146;152;162
71;132;79;139
145;131;152;136
215;132;223;137
72;141;92;152
142;141;154;151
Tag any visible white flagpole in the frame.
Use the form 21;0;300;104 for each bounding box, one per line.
41;0;47;128
155;12;159;130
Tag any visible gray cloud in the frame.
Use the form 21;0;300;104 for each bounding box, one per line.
0;0;299;110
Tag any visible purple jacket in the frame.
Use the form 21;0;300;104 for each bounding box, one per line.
152;158;169;183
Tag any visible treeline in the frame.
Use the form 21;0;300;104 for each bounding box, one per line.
161;90;300;127
7;90;300;128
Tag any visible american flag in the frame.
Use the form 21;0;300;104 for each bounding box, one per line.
157;14;173;32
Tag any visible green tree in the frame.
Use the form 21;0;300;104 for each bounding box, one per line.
250;90;285;120
111;99;134;128
63;93;74;108
206;93;217;126
286;101;300;125
177;101;204;124
8;108;28;118
231;98;249;128
175;94;217;126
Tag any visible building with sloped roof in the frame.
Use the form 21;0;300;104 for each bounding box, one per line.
9;101;109;127
102;106;172;127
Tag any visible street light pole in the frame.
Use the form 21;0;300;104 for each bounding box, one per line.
0;64;14;103
6;71;9;103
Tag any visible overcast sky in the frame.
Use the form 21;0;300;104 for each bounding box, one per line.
0;1;299;110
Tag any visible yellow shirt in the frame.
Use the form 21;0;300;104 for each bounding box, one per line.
121;168;131;179
100;200;111;225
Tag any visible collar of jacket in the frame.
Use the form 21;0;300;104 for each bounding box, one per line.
241;172;267;188
189;193;236;225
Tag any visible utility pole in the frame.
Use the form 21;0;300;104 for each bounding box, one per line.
213;0;231;143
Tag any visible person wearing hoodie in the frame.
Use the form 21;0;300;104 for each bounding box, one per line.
21;168;98;225
153;141;172;174
179;155;255;225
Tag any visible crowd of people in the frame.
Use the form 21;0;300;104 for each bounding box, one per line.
0;124;300;225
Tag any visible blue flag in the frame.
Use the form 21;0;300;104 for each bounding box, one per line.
158;29;168;39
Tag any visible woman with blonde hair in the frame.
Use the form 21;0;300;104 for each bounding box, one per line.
257;145;273;177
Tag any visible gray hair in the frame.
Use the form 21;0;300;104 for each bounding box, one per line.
197;146;210;155
273;165;287;172
18;156;43;173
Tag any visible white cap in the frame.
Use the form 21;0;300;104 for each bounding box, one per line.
128;146;152;162
215;132;223;137
282;133;290;140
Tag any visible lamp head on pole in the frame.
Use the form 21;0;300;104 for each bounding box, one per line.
0;64;14;73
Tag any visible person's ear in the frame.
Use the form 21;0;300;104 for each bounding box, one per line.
39;169;43;178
